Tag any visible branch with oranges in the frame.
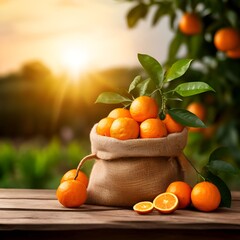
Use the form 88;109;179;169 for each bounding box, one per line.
96;54;214;130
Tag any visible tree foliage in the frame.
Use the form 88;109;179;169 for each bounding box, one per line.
120;0;240;190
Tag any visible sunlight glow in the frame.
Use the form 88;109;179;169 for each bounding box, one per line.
60;47;90;81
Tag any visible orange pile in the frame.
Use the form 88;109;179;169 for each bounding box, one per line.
96;96;184;140
133;180;221;214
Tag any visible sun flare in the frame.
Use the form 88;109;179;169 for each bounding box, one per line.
60;47;90;80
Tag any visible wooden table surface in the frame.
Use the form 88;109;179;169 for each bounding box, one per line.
0;188;239;240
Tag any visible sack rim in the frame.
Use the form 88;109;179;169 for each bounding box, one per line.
90;124;188;160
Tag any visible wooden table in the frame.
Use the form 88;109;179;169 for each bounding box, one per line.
0;189;239;240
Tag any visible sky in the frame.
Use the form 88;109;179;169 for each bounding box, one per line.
0;0;172;76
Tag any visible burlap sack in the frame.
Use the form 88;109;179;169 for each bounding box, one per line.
86;124;188;207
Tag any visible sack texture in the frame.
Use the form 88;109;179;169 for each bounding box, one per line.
87;124;188;207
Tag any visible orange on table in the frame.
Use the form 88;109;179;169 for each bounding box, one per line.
140;118;167;138
96;117;115;137
179;12;202;35
163;114;184;133
56;180;87;208
133;201;154;214
191;181;221;212
153;192;179;214
214;27;240;51
108;108;132;119
110;117;139;140
166;181;192;209
226;46;240;59
60;169;88;188
130;96;158;122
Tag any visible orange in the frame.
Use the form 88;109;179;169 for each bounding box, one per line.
130;96;158;122
153;192;179;214
140;118;167;138
133;201;154;214
187;102;206;132
60;169;88;188
187;102;205;121
56;180;87;208
166;181;192;209
191;181;221;212
96;117;115;137
179;13;202;35
214;27;240;51
108;108;132;119
110;117;139;140
226;46;240;59
163;114;184;133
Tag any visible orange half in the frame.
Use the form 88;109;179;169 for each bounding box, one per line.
133;201;154;214
153;192;179;214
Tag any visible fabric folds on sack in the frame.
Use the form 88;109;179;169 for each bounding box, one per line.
87;124;189;207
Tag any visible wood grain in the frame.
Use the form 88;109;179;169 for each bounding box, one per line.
0;188;239;239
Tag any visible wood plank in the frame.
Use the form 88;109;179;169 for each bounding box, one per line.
0;188;55;200
0;204;239;230
0;189;239;232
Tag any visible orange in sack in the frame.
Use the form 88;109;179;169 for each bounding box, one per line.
166;181;192;209
130;96;158;122
96;117;115;137
140;118;167;138
56;180;87;208
87;124;188;207
153;192;179;214
163;114;184;133
108;108;132;119
60;169;88;188
110;117;139;140
191;181;221;212
133;201;154;214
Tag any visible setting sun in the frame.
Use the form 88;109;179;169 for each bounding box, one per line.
60;47;90;80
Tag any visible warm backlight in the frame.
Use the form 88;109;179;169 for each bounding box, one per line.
60;47;90;80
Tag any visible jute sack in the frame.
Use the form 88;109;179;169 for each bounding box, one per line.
84;124;189;207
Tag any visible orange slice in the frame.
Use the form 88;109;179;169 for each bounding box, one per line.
153;192;179;214
133;201;154;214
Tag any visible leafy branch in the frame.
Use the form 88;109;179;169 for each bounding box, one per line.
96;53;215;128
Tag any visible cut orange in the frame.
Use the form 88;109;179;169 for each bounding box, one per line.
133;201;154;214
153;192;179;214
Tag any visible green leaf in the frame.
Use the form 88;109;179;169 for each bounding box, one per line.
128;75;142;93
226;10;238;27
127;3;148;28
152;2;171;26
202;169;232;208
168;108;206;128
135;78;152;96
207;160;239;175
174;82;215;97
95;92;132;104
209;147;231;162
165;59;193;82
167;32;185;61
138;53;164;88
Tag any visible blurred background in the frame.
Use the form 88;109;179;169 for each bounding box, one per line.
0;0;239;190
